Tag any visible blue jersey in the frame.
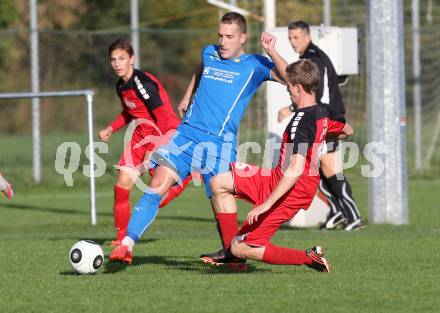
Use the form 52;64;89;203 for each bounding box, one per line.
183;45;274;141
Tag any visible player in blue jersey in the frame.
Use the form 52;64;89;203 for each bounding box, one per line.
109;12;288;264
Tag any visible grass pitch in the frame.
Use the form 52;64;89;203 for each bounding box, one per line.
0;177;439;313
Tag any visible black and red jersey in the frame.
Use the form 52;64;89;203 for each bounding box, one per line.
109;69;180;135
273;103;346;208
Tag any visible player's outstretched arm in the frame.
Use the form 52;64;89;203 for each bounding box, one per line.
178;63;202;118
338;123;353;139
327;119;354;140
177;74;195;118
261;32;288;84
101;110;132;141
247;154;306;225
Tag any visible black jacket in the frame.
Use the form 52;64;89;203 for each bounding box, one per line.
300;42;345;115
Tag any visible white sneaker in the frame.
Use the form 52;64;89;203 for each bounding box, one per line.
320;211;346;230
344;219;364;231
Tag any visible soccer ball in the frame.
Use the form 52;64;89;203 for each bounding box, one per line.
69;240;104;274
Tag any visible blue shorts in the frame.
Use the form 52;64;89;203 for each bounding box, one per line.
151;124;237;197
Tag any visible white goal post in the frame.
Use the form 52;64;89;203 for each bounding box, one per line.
0;90;97;225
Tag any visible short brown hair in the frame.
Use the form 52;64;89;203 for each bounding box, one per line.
286;59;320;94
108;38;134;57
220;12;247;33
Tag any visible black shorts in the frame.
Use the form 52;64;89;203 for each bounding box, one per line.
325;138;340;153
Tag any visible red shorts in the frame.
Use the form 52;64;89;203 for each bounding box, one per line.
118;127;176;172
231;162;303;247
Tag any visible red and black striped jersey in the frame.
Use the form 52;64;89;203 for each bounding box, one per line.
274;103;346;208
109;69;180;135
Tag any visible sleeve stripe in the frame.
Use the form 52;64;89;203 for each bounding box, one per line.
134;76;151;100
290;112;304;140
321;67;330;105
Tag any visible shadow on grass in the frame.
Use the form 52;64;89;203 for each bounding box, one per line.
59;270;107;276
279;224;320;231
0;202;112;217
50;238;160;247
103;254;268;275
59;271;82;276
0;202;215;224
157;215;213;223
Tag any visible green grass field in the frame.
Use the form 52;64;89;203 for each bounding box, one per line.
1;176;439;313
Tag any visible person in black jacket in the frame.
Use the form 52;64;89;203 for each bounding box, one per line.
278;21;363;231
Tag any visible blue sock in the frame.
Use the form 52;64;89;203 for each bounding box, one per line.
126;191;162;242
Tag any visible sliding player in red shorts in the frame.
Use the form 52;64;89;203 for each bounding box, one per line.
201;59;353;271
99;39;192;245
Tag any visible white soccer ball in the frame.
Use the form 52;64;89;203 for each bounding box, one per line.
69;240;104;274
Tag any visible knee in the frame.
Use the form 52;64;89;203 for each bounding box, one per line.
210;175;223;196
149;168;175;195
116;172;134;190
150;173;166;190
211;173;232;197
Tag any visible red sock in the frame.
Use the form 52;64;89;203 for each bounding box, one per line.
114;185;131;241
215;212;238;251
159;175;192;208
262;244;312;266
